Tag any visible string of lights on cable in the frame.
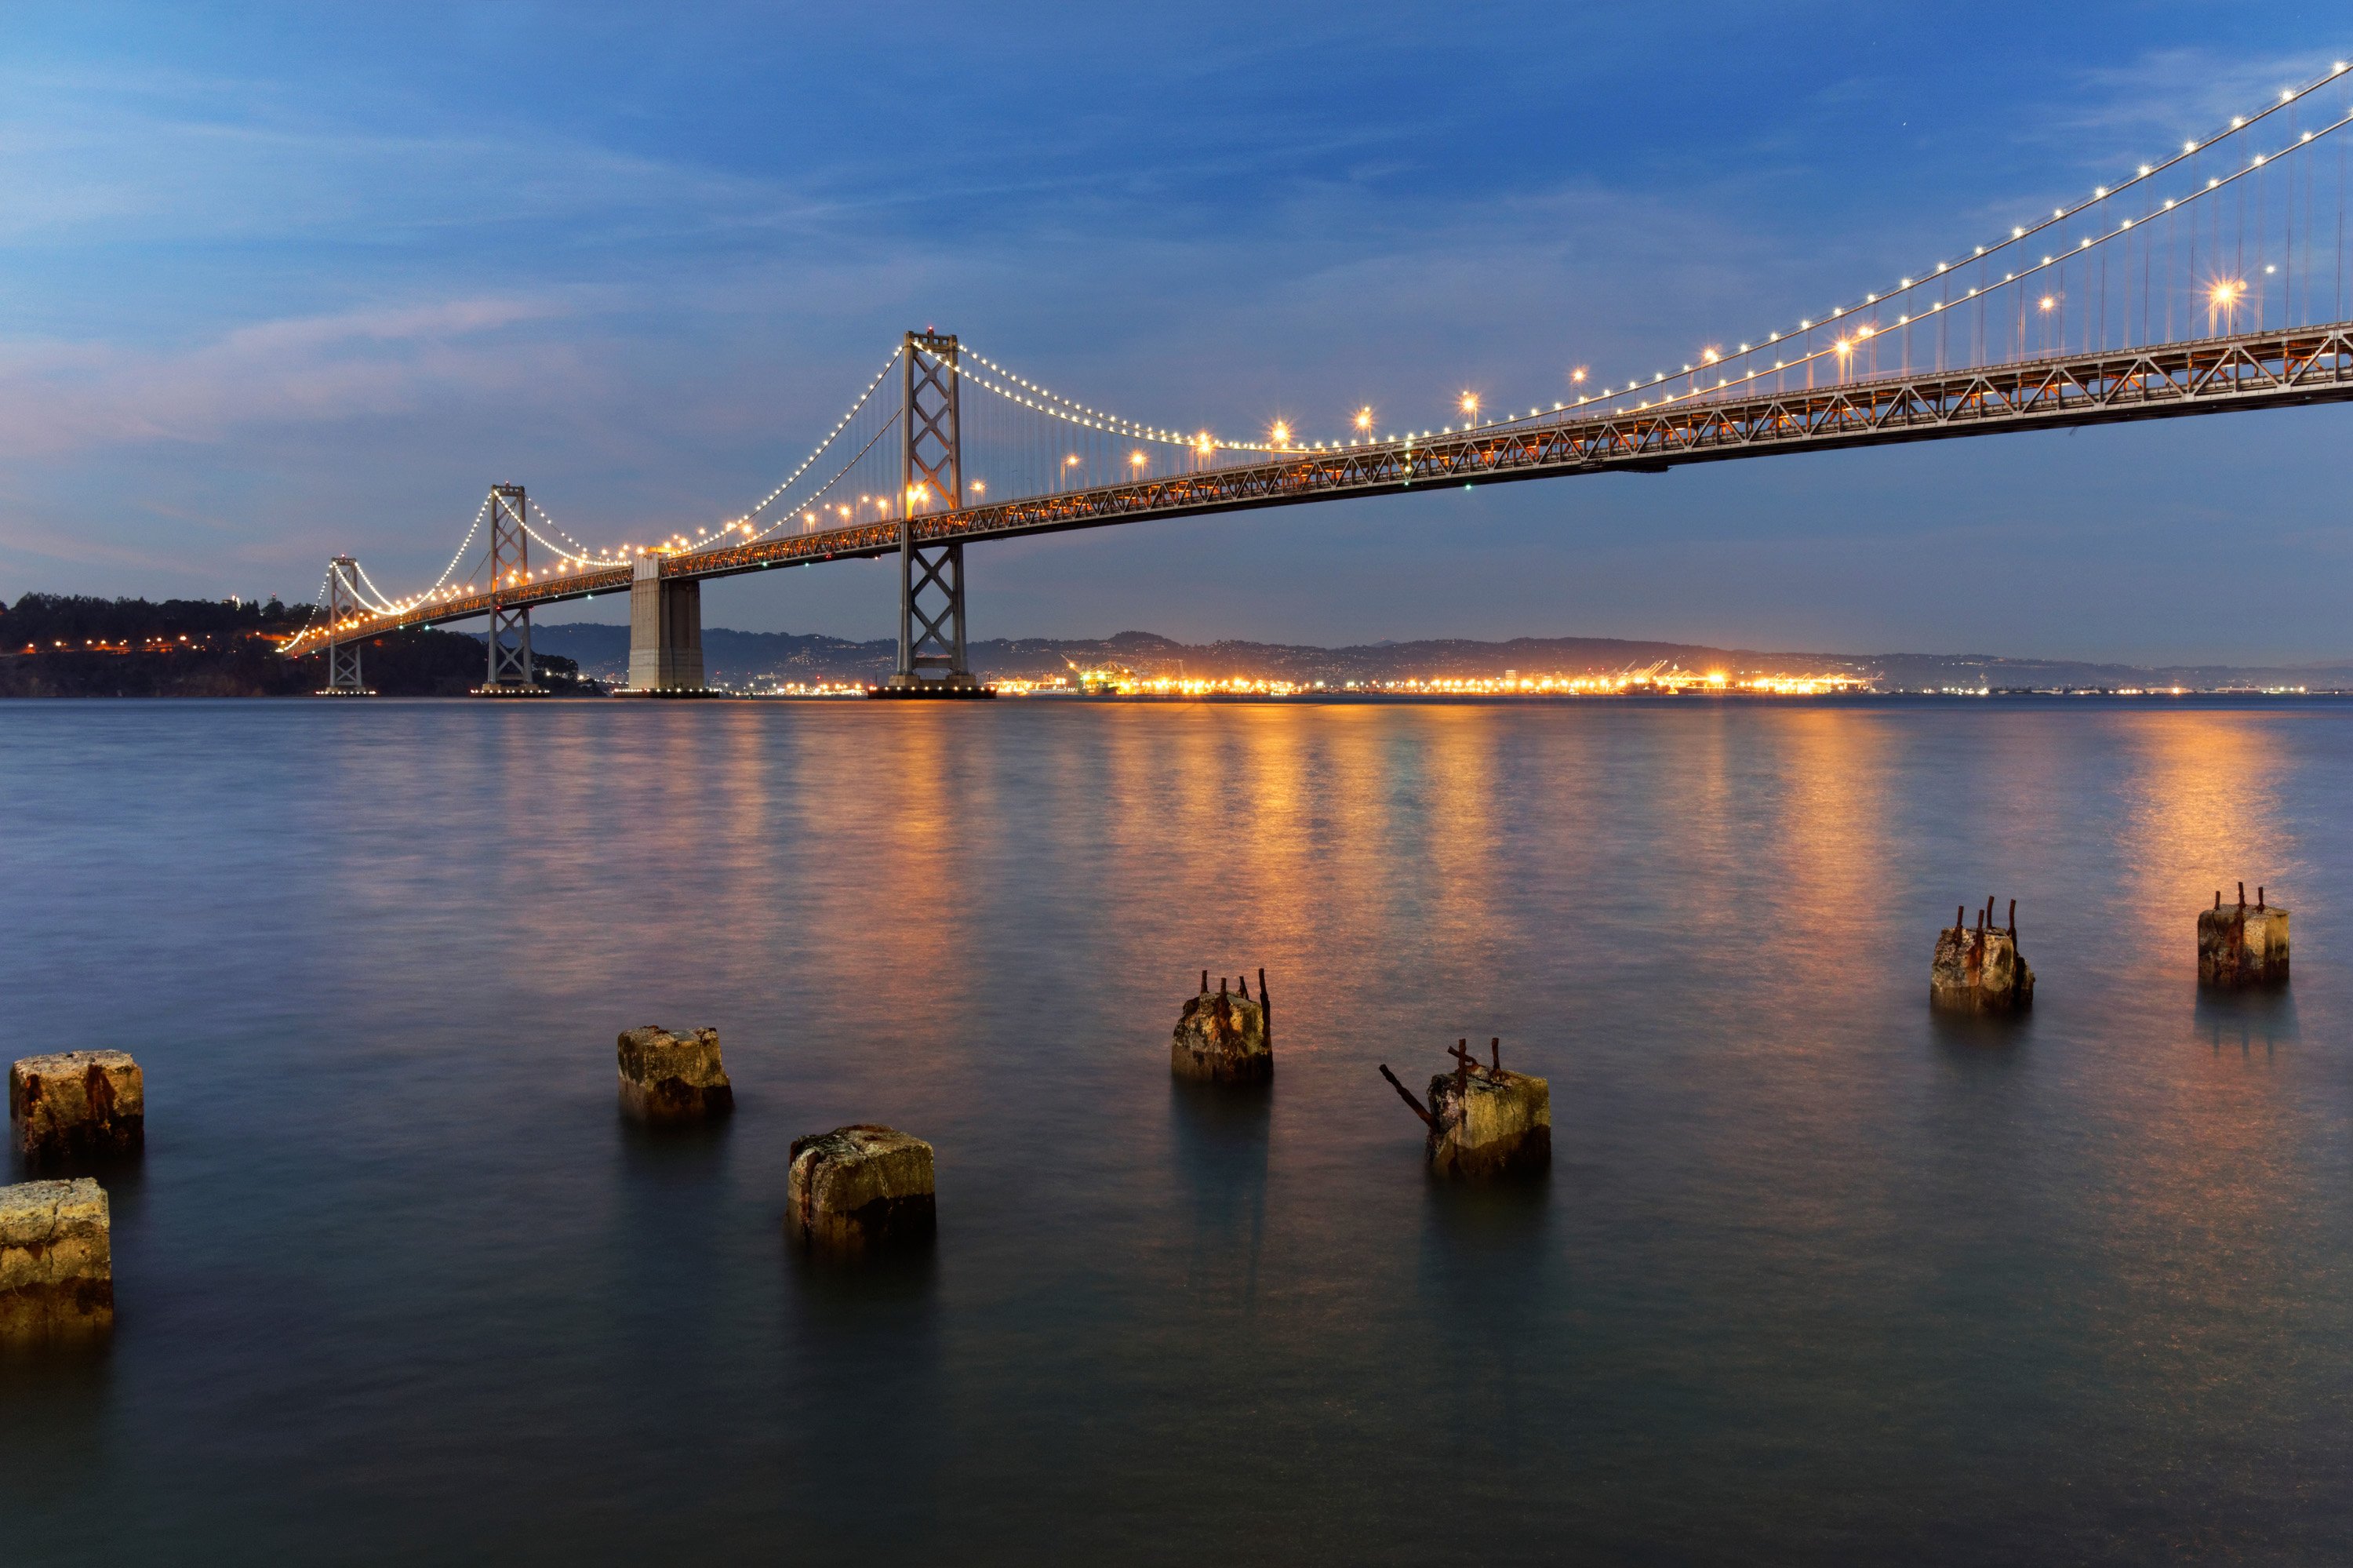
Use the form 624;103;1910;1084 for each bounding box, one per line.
955;346;1271;453
1558;60;2353;423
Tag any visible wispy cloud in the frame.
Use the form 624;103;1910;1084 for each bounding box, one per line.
0;296;584;457
0;61;841;251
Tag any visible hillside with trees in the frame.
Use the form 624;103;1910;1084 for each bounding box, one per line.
0;594;587;697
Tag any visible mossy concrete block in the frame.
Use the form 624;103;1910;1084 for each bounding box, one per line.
786;1125;936;1251
1425;1068;1551;1180
0;1178;111;1337
616;1027;733;1122
2199;901;2289;988
1171;984;1271;1085
9;1051;144;1164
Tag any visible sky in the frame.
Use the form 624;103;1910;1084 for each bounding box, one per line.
3;2;2350;663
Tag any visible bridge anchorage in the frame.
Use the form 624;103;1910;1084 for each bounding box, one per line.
475;484;548;697
875;329;989;699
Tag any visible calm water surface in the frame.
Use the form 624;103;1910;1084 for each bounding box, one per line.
3;697;2350;1564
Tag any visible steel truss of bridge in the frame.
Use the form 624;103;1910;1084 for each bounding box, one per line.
337;321;2353;649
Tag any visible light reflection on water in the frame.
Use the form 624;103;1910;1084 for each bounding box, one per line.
2;697;2349;1563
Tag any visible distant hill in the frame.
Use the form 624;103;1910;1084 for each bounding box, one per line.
526;623;886;683
527;620;2353;693
5;594;2344;697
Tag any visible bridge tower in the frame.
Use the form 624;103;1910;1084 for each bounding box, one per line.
878;330;989;697
477;482;547;697
317;555;372;695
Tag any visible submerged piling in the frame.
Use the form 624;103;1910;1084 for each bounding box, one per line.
1171;969;1272;1083
2199;882;2289;988
1380;1038;1550;1180
785;1125;936;1252
615;1026;734;1122
0;1178;111;1338
1930;897;2035;1014
9;1051;144;1166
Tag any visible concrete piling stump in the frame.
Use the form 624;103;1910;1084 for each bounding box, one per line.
615;1027;733;1122
786;1125;936;1252
1380;1038;1551;1180
1171;970;1273;1084
1931;899;2035;1014
0;1178;112;1337
2199;883;2289;988
9;1051;144;1165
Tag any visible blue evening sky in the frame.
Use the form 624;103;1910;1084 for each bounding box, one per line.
3;3;2347;662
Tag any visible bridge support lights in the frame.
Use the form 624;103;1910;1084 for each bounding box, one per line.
619;552;711;697
315;555;374;696
875;329;993;700
475;482;549;698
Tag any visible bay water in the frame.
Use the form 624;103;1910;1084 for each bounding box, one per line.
3;697;2348;1563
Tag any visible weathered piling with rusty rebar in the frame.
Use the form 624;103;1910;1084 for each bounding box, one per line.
2199;882;2289;988
1381;1038;1550;1179
1171;970;1272;1084
1930;897;2035;1014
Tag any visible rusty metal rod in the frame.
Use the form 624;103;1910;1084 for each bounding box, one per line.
1379;1064;1436;1129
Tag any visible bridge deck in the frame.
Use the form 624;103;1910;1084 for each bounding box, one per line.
298;322;2353;650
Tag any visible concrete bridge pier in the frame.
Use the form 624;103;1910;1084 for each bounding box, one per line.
624;552;709;696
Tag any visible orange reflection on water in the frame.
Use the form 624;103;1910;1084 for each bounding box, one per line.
2115;710;2305;962
1080;704;1518;1063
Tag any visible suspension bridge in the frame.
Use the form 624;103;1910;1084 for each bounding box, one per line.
288;61;2353;697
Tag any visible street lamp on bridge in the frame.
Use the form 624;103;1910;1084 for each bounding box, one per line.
2209;278;2247;334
